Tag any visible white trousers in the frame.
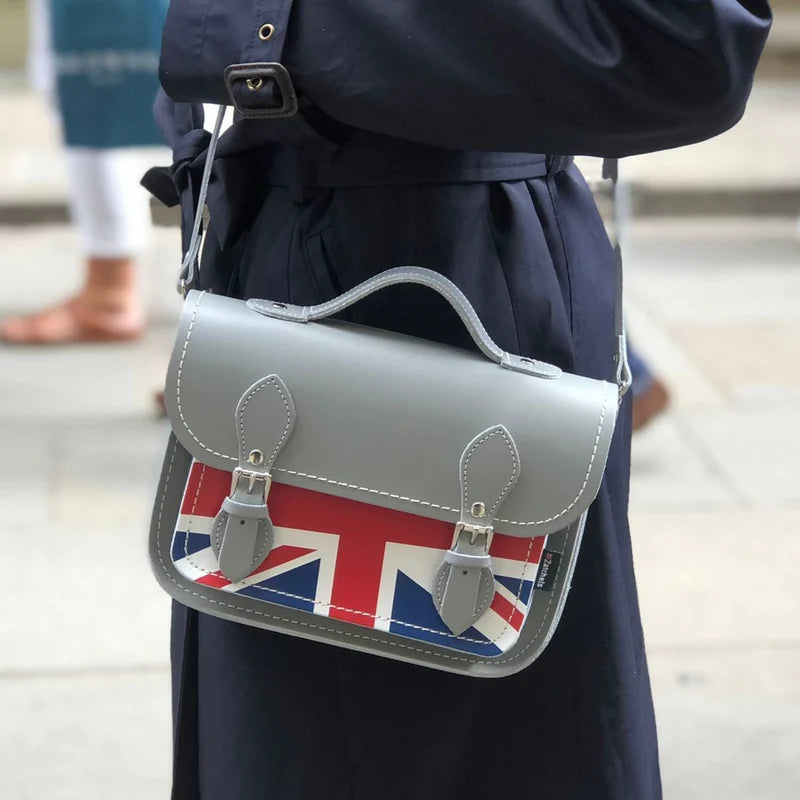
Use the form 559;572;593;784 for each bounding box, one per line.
64;149;157;259
28;0;164;258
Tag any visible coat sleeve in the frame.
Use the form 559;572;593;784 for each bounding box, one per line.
159;0;771;157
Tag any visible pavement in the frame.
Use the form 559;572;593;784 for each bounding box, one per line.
625;218;800;800
0;215;798;798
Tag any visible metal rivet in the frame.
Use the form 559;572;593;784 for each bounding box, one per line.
246;77;264;92
471;502;487;519
258;23;275;41
248;450;264;466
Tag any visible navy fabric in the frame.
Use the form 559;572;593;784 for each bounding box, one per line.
160;0;771;157
155;2;770;798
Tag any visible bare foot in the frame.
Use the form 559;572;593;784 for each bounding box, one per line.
1;295;144;345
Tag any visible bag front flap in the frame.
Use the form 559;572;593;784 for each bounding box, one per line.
165;291;618;538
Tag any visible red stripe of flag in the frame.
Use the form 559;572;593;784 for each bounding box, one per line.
489;591;525;631
196;573;230;589
181;464;232;518
491;532;546;563
184;463;547;564
269;480;454;624
185;463;545;625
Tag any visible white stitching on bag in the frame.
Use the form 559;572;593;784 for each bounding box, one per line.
176;461;534;647
213;579;498;644
178;491;525;646
461;427;519;517
499;389;609;526
185;465;270;575
175;291;611;527
178;468;503;638
176;293;236;462
273;468;459;513
156;437;568;665
184;464;208;569
237;376;293;468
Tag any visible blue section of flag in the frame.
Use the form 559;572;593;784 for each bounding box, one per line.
496;575;534;606
389;571;502;657
172;531;212;562
238;560;320;613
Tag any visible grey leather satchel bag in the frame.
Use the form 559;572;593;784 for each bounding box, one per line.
150;108;631;677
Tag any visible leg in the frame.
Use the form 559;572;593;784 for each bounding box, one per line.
1;148;150;344
628;341;670;431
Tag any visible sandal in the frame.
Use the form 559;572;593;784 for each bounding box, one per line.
0;297;145;346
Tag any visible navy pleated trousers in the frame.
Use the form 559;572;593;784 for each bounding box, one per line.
168;154;660;800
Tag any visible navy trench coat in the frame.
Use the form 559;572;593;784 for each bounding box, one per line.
152;3;770;798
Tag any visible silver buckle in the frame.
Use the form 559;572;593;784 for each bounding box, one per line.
231;467;273;499
451;521;494;551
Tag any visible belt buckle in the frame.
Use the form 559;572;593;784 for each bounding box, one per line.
224;62;299;119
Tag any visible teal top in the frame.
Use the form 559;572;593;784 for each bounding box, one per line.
50;0;167;148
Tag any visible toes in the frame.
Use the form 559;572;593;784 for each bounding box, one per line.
0;318;31;342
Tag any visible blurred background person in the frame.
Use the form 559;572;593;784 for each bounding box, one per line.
576;156;673;433
628;343;671;430
1;0;166;344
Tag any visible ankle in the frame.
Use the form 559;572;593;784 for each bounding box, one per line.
81;257;141;314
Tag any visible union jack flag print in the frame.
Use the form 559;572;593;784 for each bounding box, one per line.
172;462;547;657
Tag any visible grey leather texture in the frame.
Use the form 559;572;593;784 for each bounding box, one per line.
458;425;521;525
234;374;297;472
433;553;494;636
165;290;618;538
432;425;522;633
213;507;274;584
150;435;589;677
209;375;296;582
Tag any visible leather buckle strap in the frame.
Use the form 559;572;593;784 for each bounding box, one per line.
224;62;299;119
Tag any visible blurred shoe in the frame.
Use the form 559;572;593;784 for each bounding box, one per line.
632;377;670;432
0;296;144;345
155;390;167;418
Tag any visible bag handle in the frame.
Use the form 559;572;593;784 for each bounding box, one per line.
247;266;563;377
178;106;631;395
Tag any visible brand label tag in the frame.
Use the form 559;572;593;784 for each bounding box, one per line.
534;550;562;592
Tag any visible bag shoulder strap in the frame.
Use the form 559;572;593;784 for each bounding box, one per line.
603;157;632;396
178;106;631;398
